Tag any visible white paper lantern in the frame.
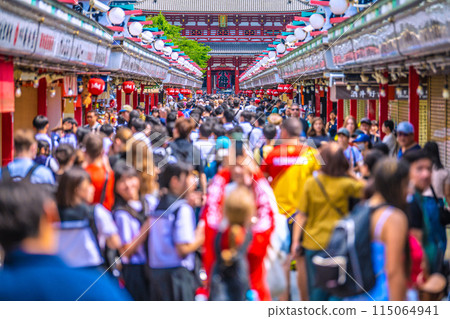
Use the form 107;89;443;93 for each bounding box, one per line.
330;0;349;15
171;52;179;60
154;39;165;51
286;35;297;44
129;22;143;37
276;43;286;54
268;51;277;59
178;57;185;64
163;46;172;56
262;56;269;64
294;28;307;41
309;14;325;30
141;31;154;43
108;7;125;25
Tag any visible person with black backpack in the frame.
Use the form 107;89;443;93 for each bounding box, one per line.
112;163;156;301
0;129;55;185
147;163;204;301
292;143;365;300
55;168;121;270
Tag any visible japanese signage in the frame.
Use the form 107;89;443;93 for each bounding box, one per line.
331;39;355;67
94;45;110;67
0;11;38;55
335;85;380;100
394;86;428;100
219;15;228;28
395;1;449;56
34;24;74;61
71;37;97;64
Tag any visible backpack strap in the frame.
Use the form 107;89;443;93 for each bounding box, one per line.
3;163;40;182
86;205;101;254
313;173;345;216
99;169;109;205
374;207;393;241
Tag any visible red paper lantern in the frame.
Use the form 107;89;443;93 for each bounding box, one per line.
88;78;105;96
272;90;279;97
123;81;135;94
174;88;180;95
196;90;202;95
167;88;175;96
255;98;261;104
267;89;273;96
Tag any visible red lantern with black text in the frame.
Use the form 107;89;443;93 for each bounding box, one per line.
123;81;135;94
88;78;105;96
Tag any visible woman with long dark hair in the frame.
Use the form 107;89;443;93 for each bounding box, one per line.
112;162;155;300
56;168;121;269
307;117;329;148
346;158;410;301
423;141;450;205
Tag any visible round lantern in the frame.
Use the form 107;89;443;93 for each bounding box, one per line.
276;43;286;54
171;52;179;60
108;7;125;25
267;89;273;96
330;0;349;15
154;39;165;51
277;84;286;94
122;81;135;94
310;14;325;30
268;51;277;59
294;28;307;41
196;89;202;95
141;31;154;43
255;98;261;104
88;78;105;96
162;46;172;56
167;88;175;96
129;22;143;37
286;35;297;44
174;88;180;95
272;90;279;97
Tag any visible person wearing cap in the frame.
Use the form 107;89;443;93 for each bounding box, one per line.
353;133;372;158
359;117;372;135
118;105;133;127
337;128;363;173
397;122;421;159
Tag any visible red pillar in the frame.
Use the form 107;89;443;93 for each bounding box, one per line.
315;84;321;117
235;67;240;95
409;66;419;142
326;87;333;122
133;89;138;109
74;95;82;125
1;112;14;165
125;93;130;105
37;78;47;116
350;100;357;119
145;94;150;114
379;81;389;140
368;100;376;120
116;87;122;111
337;99;344;128
207;67;212;95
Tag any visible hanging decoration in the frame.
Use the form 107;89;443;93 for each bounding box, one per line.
123;81;135;94
216;71;232;89
88;78;105;96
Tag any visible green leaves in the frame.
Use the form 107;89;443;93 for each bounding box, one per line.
146;13;211;70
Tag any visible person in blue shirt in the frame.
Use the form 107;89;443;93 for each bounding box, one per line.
59;117;78;149
0;129;55;185
147;163;204;301
397;121;421;159
0;181;130;301
337;128;364;174
33;115;53;152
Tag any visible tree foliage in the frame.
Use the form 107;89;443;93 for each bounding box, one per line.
146;13;211;70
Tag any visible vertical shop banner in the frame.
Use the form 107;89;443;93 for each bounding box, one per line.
219;15;228;28
0;59;14;113
216;71;231;89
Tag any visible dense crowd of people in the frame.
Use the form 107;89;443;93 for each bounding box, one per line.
0;93;449;301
